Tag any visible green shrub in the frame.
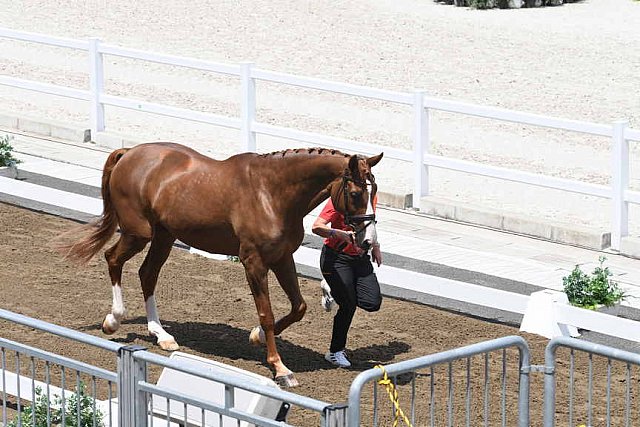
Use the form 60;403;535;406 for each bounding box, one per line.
0;134;21;167
7;382;104;427
563;256;626;310
469;0;494;8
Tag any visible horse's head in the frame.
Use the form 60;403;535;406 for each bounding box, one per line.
330;152;384;251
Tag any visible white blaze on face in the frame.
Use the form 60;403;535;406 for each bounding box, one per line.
145;295;175;344
364;194;378;247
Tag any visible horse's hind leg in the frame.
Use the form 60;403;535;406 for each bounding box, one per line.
138;226;178;351
271;254;307;336
103;234;149;334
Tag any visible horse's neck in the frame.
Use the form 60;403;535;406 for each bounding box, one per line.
295;157;345;215
262;155;345;217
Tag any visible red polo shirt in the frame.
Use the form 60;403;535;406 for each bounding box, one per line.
319;198;376;256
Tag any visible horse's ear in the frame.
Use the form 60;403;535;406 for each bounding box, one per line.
367;152;384;167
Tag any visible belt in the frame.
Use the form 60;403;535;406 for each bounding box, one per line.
325;244;370;260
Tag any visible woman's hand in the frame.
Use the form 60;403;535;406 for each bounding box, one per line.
332;228;355;244
312;217;355;244
371;244;382;267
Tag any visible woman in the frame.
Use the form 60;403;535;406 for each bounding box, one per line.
312;199;383;368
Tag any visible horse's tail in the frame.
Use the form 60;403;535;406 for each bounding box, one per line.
56;148;130;263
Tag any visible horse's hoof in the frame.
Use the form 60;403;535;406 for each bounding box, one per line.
101;325;115;335
159;340;179;351
274;373;299;388
249;326;266;346
101;315;118;335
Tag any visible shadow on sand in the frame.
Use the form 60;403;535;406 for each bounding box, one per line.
80;317;412;375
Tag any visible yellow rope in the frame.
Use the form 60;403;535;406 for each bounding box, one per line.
374;365;414;427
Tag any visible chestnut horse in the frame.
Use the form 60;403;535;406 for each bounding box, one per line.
60;142;382;387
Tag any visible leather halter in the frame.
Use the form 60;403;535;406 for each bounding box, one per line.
341;173;377;249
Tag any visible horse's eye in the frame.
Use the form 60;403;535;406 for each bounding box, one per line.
350;191;361;199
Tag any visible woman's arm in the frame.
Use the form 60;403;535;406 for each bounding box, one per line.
312;216;354;243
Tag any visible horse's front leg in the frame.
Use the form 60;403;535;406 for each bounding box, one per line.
242;247;299;387
271;254;307;336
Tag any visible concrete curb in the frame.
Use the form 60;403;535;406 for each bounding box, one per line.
0;111;88;144
419;196;611;250
621;237;640;260
92;130;143;150
0;110;618;252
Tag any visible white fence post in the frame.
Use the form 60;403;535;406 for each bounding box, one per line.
611;119;629;251
412;90;430;210
88;38;105;138
240;62;257;153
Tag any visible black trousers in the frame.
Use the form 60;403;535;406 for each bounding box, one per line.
320;245;382;353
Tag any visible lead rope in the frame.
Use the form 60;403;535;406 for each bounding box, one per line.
374;365;414;427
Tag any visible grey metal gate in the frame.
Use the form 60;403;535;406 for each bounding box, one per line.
5;308;640;427
1;309;122;427
544;336;640;427
0;308;338;427
347;335;640;427
347;336;531;427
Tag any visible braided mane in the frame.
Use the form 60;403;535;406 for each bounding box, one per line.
258;147;351;158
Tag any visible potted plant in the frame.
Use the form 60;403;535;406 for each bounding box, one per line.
563;256;626;314
7;382;105;427
0;134;21;179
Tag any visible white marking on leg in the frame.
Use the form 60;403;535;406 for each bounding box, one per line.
104;284;125;332
145;295;175;344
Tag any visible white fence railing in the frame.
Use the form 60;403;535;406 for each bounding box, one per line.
1;27;639;250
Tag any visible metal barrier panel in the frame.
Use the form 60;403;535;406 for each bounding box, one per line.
9;307;640;427
544;336;640;427
131;350;334;427
0;309;122;427
347;336;530;427
1;309;336;427
12;306;640;427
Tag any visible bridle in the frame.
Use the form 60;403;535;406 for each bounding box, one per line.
341;172;377;249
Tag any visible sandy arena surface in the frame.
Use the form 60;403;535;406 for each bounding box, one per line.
2;203;639;425
1;0;640;233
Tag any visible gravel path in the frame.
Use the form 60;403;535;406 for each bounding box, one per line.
1;0;640;232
